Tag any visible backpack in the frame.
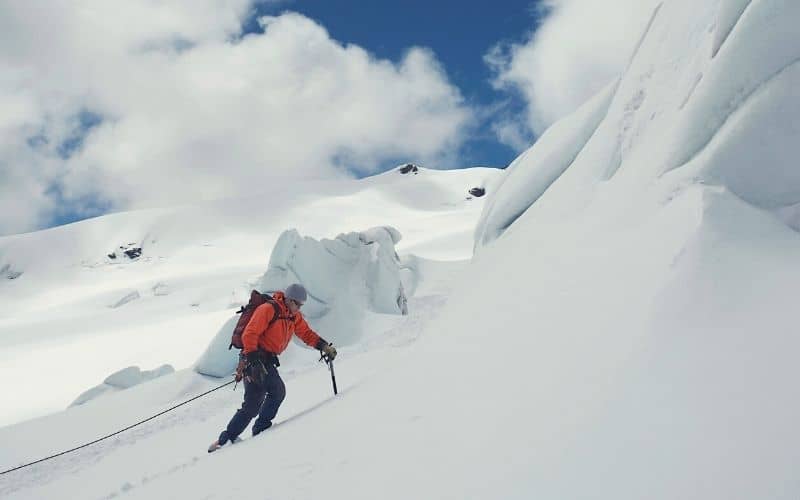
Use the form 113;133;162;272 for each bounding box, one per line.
228;290;282;350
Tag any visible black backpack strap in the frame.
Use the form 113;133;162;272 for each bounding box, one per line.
263;299;284;367
266;299;282;328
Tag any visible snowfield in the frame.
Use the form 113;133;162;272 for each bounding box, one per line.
3;0;800;498
0;165;495;427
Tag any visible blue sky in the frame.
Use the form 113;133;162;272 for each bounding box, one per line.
35;1;544;230
13;0;660;236
247;0;543;168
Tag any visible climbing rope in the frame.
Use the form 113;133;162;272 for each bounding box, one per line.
0;379;235;476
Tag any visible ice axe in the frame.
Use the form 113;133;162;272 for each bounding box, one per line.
319;348;338;395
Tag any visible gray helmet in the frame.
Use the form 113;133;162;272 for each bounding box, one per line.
284;283;307;304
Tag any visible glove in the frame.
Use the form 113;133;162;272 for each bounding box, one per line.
243;351;268;386
321;343;337;361
235;358;246;382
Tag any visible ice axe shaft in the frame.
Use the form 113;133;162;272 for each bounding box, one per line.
319;351;338;395
328;359;338;395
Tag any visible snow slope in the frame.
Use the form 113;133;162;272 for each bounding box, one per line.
466;0;800;496
3;0;800;498
0;165;497;426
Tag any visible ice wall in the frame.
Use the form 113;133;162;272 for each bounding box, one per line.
258;227;408;343
195;226;408;378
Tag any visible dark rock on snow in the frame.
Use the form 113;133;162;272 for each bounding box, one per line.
108;243;143;261
124;247;142;259
398;164;419;175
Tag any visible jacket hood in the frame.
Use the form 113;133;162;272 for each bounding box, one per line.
270;291;294;316
271;291;286;307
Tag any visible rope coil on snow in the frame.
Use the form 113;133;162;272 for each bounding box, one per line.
0;379;236;476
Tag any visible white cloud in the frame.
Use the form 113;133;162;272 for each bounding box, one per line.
491;116;533;153
487;0;661;144
0;1;473;235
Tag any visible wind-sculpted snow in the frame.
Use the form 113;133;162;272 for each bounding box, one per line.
463;0;800;497
682;61;800;209
474;82;615;247
70;365;174;406
660;0;800;178
711;0;753;58
478;0;800;248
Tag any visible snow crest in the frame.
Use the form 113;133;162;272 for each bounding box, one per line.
70;365;174;407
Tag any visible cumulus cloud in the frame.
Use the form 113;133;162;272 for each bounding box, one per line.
487;0;661;146
0;1;472;235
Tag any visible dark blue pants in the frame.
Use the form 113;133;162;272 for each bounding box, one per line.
222;361;286;442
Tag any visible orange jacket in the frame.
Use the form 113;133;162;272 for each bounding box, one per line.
241;291;324;355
